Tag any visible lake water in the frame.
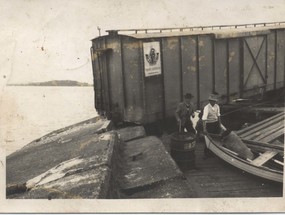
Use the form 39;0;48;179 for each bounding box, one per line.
1;86;205;156
1;86;98;155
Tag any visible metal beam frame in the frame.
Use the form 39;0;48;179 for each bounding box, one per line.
106;21;285;35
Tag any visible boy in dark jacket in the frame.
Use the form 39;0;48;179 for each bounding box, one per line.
174;93;196;134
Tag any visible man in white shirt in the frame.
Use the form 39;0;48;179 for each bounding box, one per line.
202;92;222;134
201;92;223;158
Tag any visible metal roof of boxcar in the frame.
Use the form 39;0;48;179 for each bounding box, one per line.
98;22;285;40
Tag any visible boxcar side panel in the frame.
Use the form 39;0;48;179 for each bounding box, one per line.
99;37;112;113
267;31;276;91
199;35;213;105
122;37;144;123
256;36;267;87
104;37;125;119
214;39;227;98
181;36;198;108
144;74;164;123
91;43;102;111
276;29;285;89
142;39;164;123
228;38;240;98
93;38;112;115
162;37;182;117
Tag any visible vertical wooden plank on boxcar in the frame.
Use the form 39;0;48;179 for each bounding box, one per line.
105;36;124;121
162;37;181;118
96;37;110;115
144;74;164;123
199;35;213;106
214;39;227;101
276;29;285;89
102;37;111;115
228;38;240;99
256;36;267;87
91;41;102;111
181;36;198;108
122;36;144;123
282;28;285;88
266;31;276;91
142;40;164;123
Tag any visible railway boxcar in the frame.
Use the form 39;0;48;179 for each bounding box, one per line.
91;22;285;124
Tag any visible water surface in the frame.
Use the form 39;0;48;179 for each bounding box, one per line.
1;86;97;155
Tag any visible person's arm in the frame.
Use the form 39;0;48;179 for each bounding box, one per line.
217;105;226;131
217;116;222;132
175;104;181;123
217;105;221;125
202;106;208;133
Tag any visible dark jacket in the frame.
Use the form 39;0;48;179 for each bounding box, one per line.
175;102;195;126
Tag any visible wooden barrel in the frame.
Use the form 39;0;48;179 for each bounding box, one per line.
170;132;196;170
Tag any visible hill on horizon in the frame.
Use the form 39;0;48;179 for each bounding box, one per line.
8;80;93;87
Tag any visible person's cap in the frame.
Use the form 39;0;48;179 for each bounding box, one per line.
208;93;218;101
184;93;194;99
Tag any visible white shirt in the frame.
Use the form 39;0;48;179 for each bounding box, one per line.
202;103;221;123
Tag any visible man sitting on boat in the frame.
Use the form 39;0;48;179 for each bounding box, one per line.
175;93;196;134
202;92;223;134
201;92;224;157
202;92;254;160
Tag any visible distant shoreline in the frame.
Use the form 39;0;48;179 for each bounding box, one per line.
7;85;93;87
7;80;93;87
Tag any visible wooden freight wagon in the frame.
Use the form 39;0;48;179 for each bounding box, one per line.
90;22;285;124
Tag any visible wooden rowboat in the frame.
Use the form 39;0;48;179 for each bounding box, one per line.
204;134;284;183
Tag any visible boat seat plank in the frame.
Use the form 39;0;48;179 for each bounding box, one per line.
239;115;284;138
260;128;284;143
251;151;278;166
236;112;284;136
253;123;284;141
242;122;283;140
239;117;283;139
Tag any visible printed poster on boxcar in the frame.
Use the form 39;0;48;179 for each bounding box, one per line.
143;42;161;77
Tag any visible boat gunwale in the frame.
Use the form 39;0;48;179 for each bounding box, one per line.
204;134;283;182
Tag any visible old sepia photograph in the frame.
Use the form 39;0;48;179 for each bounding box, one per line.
0;0;284;213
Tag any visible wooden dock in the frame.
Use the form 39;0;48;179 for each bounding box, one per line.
182;139;282;198
161;112;284;198
161;138;283;198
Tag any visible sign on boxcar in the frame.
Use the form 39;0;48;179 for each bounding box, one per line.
143;42;161;77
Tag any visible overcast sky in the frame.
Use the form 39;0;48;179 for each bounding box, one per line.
0;0;284;85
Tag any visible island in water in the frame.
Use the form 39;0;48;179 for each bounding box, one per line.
7;80;93;87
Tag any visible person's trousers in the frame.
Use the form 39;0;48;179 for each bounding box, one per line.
206;121;221;134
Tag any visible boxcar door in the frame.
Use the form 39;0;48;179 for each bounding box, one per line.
242;36;267;95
